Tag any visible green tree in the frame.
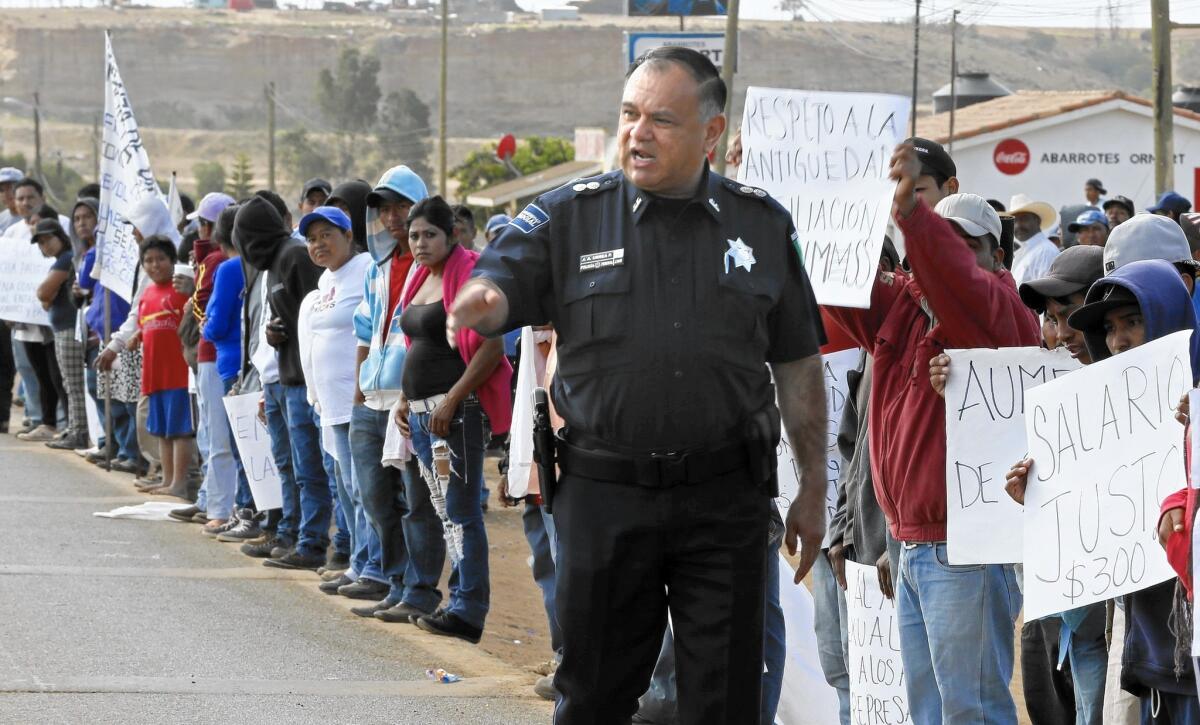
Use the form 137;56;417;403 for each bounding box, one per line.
192;160;226;198
451;136;575;199
278;127;336;191
371;89;433;184
225;153;255;199
316;48;382;175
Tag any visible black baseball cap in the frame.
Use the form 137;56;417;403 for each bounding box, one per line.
1066;283;1138;334
1086;178;1107;194
907;137;956;181
30;218;69;247
300;178;332;201
1102;195;1134;217
1018;245;1104;313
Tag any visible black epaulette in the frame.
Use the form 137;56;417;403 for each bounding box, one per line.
722;178;772;202
568;170;621;196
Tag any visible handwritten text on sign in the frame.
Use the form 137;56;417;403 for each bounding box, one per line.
846;560;909;725
0;225;53;326
1022;330;1190;619
1192;390;1200;657
945;347;1080;565
96;32;162;301
223;393;283;511
778;347;859;548
738;88;909;309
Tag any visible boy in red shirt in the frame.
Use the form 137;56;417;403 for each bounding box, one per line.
133;236;194;499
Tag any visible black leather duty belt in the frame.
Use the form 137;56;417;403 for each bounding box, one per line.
556;437;750;489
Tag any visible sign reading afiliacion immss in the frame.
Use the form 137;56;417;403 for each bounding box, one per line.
738;88;909;309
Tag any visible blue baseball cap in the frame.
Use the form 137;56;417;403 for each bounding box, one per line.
298;205;352;237
366;165;429;208
1147;191;1192;215
1066;208;1108;233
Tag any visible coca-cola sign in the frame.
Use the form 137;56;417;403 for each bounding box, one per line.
994;138;1031;175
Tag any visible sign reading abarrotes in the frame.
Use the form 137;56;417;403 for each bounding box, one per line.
1021;330;1190;619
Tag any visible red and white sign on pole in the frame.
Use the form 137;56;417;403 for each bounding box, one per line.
994;138;1031;175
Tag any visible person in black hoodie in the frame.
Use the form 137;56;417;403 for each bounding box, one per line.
236;195;332;571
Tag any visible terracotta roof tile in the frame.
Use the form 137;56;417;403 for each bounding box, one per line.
917;90;1200;145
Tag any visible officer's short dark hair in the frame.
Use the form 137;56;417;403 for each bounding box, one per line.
139;235;178;263
627;46;727;121
15;177;44;196
408;195;457;243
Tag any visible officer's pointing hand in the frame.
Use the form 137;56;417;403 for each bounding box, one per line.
448;279;508;342
785;495;826;585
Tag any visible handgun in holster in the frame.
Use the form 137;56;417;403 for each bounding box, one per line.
745;403;782;498
532;387;558;513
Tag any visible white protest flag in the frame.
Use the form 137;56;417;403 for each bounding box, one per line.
96;31;163;301
506;327;539;499
1192;389;1200;657
0;222;53;326
166;172;184;228
775;553;844;725
223;393;283;511
1022;330;1191;619
845;560;909;725
944;347;1080;565
738;88;910;309
777;347;859;548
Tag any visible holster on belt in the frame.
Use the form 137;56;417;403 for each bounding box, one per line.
744;403;781;498
532;387;558;513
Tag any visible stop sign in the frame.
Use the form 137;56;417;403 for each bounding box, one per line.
496;134;517;162
993;138;1031;176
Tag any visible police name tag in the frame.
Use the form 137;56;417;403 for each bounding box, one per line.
579;249;625;272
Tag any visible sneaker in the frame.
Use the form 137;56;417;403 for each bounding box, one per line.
533;675;558;701
321;567;349;582
191;511;210;524
46;433;89;450
374;601;430;623
216;510;262;542
17;425;58;442
414;610;482;644
337;579;390;601
76;446;101;458
350;600;397;618
262;549;324;571
110;459;141;474
168;505;203;523
269;542;294;560
319;573;353;595
241;535;290;558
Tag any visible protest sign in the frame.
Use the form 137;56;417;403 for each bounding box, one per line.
778;347;859;547
1192;389;1200;657
738;88;909;309
0;224;53;326
944;347;1080;565
96;31;162;301
846;560;909;725
223;393;283;511
1022;330;1190;619
776;553;846;725
506;327;538;499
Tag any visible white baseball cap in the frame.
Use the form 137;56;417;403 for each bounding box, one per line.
934;193;1003;244
0;167;23;185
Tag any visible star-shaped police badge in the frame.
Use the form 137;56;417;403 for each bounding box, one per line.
724;237;756;274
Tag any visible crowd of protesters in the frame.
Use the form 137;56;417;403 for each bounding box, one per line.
4;52;1200;725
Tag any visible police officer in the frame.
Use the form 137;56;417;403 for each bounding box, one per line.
450;47;829;724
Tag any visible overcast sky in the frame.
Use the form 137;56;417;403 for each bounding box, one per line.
740;0;1200;25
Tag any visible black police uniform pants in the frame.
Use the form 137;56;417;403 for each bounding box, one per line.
551;468;770;725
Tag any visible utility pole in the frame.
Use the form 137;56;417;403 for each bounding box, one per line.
92;113;100;182
910;0;921;137
265;82;276;192
32;92;43;183
439;0;449;197
1151;0;1173;196
948;9;959;152
714;0;739;175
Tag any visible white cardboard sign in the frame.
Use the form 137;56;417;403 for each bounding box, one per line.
846;560;910;725
1022;330;1190;619
944;347;1081;564
222;392;283;511
0;223;53;326
738;88;909;309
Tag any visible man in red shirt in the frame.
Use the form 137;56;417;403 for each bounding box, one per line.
825;140;1040;725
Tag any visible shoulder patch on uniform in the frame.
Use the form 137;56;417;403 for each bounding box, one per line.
509;203;550;234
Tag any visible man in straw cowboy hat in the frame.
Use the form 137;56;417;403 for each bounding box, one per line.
1008;193;1060;287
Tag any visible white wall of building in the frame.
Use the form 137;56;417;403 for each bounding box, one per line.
944;101;1200;212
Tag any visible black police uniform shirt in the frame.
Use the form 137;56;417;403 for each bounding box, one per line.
471;165;825;455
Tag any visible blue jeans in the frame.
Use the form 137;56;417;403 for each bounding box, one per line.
85;346;138;461
350;404;443;610
408;399;489;629
897;542;1021;725
330;422;385;583
197;362;239;520
522;501;561;657
1141;691;1200;724
812;549;851;725
318;418;351;558
263;382;298;542
1069;627;1107;725
281;384;331;556
13;337;41;424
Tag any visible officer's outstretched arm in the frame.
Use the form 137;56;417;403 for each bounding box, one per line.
449;278;510;339
772;353;827;584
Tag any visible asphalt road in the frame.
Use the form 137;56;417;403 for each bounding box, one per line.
0;432;552;724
